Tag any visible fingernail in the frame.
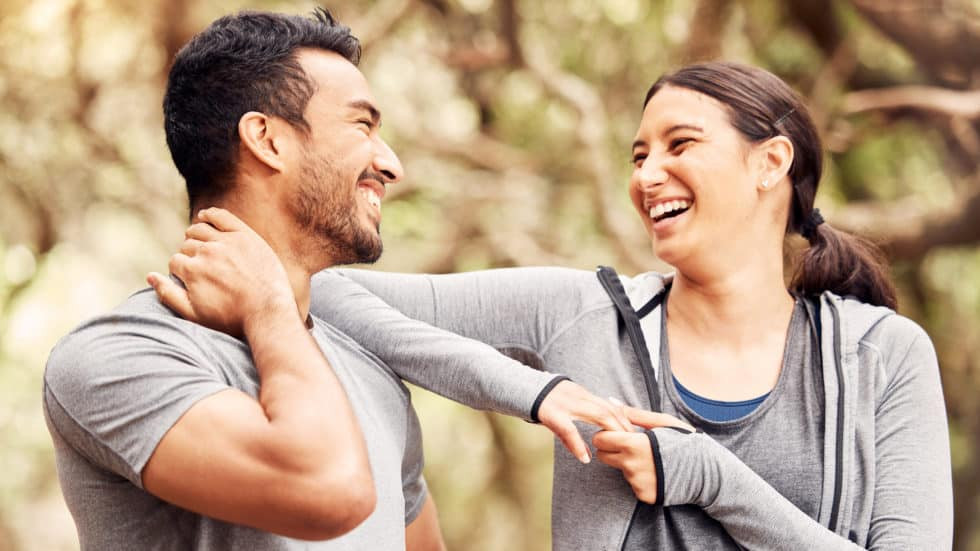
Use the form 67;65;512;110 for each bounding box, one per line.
579;453;591;464
609;397;624;406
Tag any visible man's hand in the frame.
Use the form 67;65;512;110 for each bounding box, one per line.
535;380;632;464
593;405;693;504
148;207;296;337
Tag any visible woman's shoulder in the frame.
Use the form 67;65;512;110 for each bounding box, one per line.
832;296;929;346
833;296;936;378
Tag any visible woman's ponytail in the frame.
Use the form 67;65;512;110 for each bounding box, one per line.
790;219;897;309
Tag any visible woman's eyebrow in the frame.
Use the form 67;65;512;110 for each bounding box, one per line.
664;123;704;135
632;123;705;150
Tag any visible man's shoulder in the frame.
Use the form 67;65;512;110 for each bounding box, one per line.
49;288;194;362
44;287;239;398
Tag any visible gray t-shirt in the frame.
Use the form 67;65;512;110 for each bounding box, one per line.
43;288;427;550
624;297;823;549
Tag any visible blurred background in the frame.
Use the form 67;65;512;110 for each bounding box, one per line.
1;0;978;549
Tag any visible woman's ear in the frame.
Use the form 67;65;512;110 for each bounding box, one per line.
238;111;287;173
756;135;794;190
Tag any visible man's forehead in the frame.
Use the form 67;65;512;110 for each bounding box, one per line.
296;48;375;107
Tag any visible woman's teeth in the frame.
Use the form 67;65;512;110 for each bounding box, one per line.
649;200;691;221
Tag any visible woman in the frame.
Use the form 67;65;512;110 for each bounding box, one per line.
160;62;952;548
312;62;951;549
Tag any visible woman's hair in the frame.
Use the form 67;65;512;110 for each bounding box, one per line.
644;62;897;309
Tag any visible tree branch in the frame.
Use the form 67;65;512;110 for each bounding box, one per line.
682;0;735;61
848;0;980;87
833;183;980;261
350;0;416;54
842;86;980;119
521;52;650;273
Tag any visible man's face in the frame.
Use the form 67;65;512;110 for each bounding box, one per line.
287;49;402;266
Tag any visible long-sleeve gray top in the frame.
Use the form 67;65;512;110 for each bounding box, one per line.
310;267;952;550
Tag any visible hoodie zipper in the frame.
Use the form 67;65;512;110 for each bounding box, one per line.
595;267;662;411
828;300;845;534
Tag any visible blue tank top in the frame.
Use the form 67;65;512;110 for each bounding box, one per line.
672;377;770;422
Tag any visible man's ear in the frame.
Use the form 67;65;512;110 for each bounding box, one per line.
238;112;289;173
755;135;794;188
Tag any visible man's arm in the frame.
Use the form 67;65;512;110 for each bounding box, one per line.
405;495;446;551
144;208;374;540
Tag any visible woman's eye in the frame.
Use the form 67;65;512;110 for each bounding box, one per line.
669;137;693;151
631;153;647;167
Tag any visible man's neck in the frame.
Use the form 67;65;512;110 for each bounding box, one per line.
196;196;328;326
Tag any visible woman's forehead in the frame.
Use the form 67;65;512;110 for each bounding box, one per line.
640;85;730;132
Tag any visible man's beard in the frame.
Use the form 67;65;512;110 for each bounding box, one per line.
290;152;383;266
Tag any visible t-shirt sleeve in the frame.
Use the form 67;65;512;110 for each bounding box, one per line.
401;404;428;524
43;313;231;488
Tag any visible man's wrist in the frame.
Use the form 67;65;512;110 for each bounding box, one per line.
242;299;303;338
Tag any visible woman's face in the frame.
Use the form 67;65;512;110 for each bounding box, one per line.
629;85;764;269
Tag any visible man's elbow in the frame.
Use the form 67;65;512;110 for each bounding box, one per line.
287;464;377;540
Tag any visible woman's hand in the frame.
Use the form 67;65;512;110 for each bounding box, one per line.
593;404;694;504
536;381;632;464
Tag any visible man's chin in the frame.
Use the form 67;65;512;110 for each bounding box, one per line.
338;232;383;265
357;242;383;264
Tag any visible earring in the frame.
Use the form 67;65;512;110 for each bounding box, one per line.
760;179;770;189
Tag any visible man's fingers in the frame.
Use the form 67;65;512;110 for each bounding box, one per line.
179;239;206;257
552;420;591;464
168;253;194;282
186;222;222;242
198;207;246;232
147;272;195;321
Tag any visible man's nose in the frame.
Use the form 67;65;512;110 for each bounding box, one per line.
373;139;403;184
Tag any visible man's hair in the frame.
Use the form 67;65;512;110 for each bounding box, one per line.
163;8;361;211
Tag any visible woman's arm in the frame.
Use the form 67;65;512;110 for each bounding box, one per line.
595;321;952;550
310;271;630;462
320;267;600;355
311;270;560;418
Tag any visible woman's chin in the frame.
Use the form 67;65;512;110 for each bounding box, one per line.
650;237;695;270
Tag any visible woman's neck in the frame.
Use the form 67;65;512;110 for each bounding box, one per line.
668;263;795;346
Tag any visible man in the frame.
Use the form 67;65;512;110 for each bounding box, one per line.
44;8;625;549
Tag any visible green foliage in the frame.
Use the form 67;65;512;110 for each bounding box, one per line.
1;0;977;549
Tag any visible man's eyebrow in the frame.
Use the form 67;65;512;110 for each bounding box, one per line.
347;100;381;125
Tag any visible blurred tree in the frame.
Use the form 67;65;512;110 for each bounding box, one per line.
0;0;977;549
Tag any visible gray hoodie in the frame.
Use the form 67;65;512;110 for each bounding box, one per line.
310;267;952;550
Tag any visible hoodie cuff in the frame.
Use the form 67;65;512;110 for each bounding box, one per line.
528;375;571;423
648;426;714;508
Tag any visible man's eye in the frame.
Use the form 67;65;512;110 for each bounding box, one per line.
358;120;373;130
